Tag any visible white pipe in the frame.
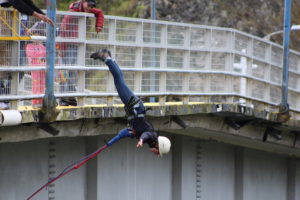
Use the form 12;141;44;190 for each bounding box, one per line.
30;36;47;41
0;110;22;126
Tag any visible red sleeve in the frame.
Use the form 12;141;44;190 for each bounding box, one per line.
90;8;104;28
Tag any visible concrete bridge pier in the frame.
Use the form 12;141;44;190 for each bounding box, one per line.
0;134;300;200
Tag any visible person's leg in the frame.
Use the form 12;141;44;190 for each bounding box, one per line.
105;58;135;105
91;49;145;112
107;128;134;146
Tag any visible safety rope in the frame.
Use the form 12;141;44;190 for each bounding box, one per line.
26;144;108;200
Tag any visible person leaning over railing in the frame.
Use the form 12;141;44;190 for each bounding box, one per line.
61;0;104;35
0;0;53;25
58;0;104;106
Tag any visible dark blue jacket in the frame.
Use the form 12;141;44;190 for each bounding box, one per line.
130;117;158;148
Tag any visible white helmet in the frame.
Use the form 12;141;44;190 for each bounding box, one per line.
158;136;171;156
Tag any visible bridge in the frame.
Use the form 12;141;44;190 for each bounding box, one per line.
0;9;300;200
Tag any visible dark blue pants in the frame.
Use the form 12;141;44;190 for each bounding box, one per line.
105;58;137;146
105;59;134;105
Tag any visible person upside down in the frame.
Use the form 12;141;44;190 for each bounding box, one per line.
91;49;171;156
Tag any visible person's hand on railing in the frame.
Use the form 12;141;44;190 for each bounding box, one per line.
32;12;54;26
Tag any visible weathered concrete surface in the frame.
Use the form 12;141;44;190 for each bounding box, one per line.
17;103;300;127
1;102;300;157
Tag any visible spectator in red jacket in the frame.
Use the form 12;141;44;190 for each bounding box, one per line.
60;0;104;38
58;0;104;106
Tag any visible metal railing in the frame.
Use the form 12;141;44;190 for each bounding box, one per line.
0;9;300;111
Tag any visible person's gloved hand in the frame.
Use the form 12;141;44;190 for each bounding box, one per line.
90;49;111;62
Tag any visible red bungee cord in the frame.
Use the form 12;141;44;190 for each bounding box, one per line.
26;144;108;200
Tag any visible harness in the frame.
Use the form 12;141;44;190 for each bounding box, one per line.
125;96;145;121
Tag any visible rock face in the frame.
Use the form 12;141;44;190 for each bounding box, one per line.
141;0;300;50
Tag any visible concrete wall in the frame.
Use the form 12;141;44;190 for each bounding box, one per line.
0;134;299;200
296;160;300;199
0;140;49;200
243;149;287;200
96;136;172;200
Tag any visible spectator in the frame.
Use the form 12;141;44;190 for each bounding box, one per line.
0;0;54;25
58;0;104;106
26;22;47;107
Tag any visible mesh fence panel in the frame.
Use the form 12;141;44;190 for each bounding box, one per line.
253;40;267;60
251;81;265;100
190;51;206;70
85;71;108;92
235;34;250;54
288;72;298;90
210;75;226;92
251;60;267;79
289;53;299;72
116;21;137;42
55;70;78;93
0;41;13;66
167;50;184;69
190;28;208;48
143;23;161;44
211;30;228;48
116;47;136;68
142;72;159;92
189;74;205;92
166;73;183;92
0;72;11;96
0;9;13;37
233;77;241;94
211;53;226;70
288;92;298;109
167;25;185;46
142;48;160;68
270;86;281;104
123;71;135;91
270;66;282;84
56;43;79;65
271;46;283;66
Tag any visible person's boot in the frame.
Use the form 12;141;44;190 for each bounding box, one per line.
90;49;112;62
59;97;77;106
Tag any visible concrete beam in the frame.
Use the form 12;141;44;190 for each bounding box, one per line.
1;112;300;158
17;103;300;128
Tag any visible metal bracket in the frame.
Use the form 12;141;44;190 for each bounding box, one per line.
263;126;282;142
38;123;59;136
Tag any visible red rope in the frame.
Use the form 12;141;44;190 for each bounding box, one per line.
26;145;108;200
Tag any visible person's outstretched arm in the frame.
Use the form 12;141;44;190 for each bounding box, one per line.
8;0;42;15
107;128;133;146
90;8;104;33
8;0;54;25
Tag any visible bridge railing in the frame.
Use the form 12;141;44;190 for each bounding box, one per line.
0;10;300;111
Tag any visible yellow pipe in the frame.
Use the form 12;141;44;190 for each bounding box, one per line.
12;10;17;37
0;36;31;40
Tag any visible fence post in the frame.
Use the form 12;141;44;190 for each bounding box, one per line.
278;0;292;122
41;0;58;122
